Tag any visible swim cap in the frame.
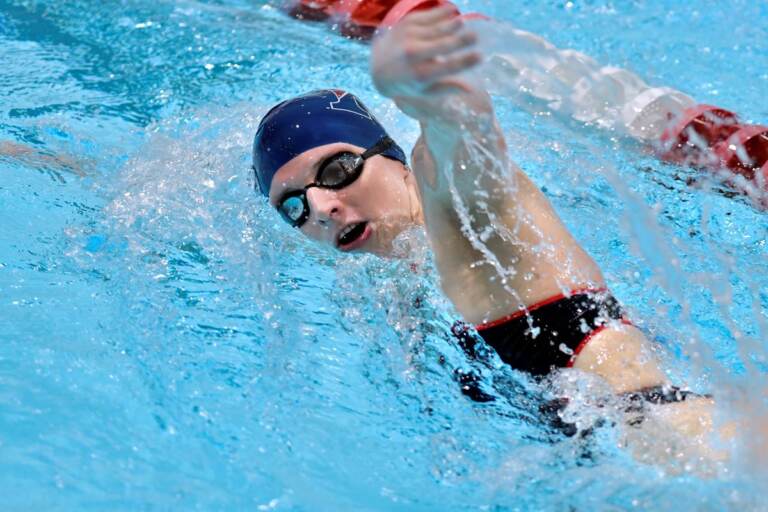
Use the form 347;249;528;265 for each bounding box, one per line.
252;89;407;196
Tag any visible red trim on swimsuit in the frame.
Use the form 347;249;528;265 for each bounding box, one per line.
476;287;609;331
473;288;627;376
566;317;634;367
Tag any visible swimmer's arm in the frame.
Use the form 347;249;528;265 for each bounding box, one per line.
372;8;603;324
373;8;666;403
0;140;88;176
372;12;744;463
409;98;603;323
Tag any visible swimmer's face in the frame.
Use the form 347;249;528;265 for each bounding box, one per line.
269;142;420;256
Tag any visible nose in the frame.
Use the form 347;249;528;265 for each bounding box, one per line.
305;187;344;226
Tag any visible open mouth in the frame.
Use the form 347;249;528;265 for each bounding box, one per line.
337;221;369;249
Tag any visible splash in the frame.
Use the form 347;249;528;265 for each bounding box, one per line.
434;16;768;481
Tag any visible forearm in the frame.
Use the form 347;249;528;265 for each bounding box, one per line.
371;7;603;322
410;93;525;320
409;89;604;323
0;141;86;176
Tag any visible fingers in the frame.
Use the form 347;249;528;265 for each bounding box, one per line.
375;5;480;98
406;21;480;85
417;51;481;83
415;30;476;61
409;16;463;40
405;5;457;26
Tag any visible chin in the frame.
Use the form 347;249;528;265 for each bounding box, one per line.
358;223;392;257
371;221;411;258
368;244;394;257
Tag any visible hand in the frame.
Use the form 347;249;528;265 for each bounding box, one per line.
371;6;480;102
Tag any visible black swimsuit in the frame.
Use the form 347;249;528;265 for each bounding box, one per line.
449;289;706;430
474;288;626;376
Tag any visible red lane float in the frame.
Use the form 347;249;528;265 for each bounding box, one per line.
287;0;336;21
659;105;739;166
660;104;768;199
287;0;457;39
284;0;768;205
714;125;768;182
380;0;457;28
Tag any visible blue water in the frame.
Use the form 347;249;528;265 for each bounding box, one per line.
1;0;767;510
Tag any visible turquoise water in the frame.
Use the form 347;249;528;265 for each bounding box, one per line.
1;0;767;510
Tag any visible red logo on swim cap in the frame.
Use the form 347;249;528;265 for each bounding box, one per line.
329;89;347;101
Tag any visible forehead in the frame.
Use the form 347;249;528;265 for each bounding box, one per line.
268;141;365;204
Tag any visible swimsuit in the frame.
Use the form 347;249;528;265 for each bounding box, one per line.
473;288;627;376
450;289;708;435
449;288;625;403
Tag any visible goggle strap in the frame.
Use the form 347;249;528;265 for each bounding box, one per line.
360;136;393;160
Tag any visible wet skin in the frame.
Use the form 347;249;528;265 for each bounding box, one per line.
268;142;422;256
265;5;729;466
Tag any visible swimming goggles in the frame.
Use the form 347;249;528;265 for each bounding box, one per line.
276;136;396;228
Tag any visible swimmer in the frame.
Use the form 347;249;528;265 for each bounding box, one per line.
253;6;727;465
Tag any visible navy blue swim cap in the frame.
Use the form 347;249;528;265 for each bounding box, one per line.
252;89;407;196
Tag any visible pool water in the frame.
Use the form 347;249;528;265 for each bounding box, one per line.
1;0;766;510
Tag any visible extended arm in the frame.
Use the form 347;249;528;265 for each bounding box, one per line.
371;7;603;325
371;7;668;394
371;6;740;468
0;140;87;176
